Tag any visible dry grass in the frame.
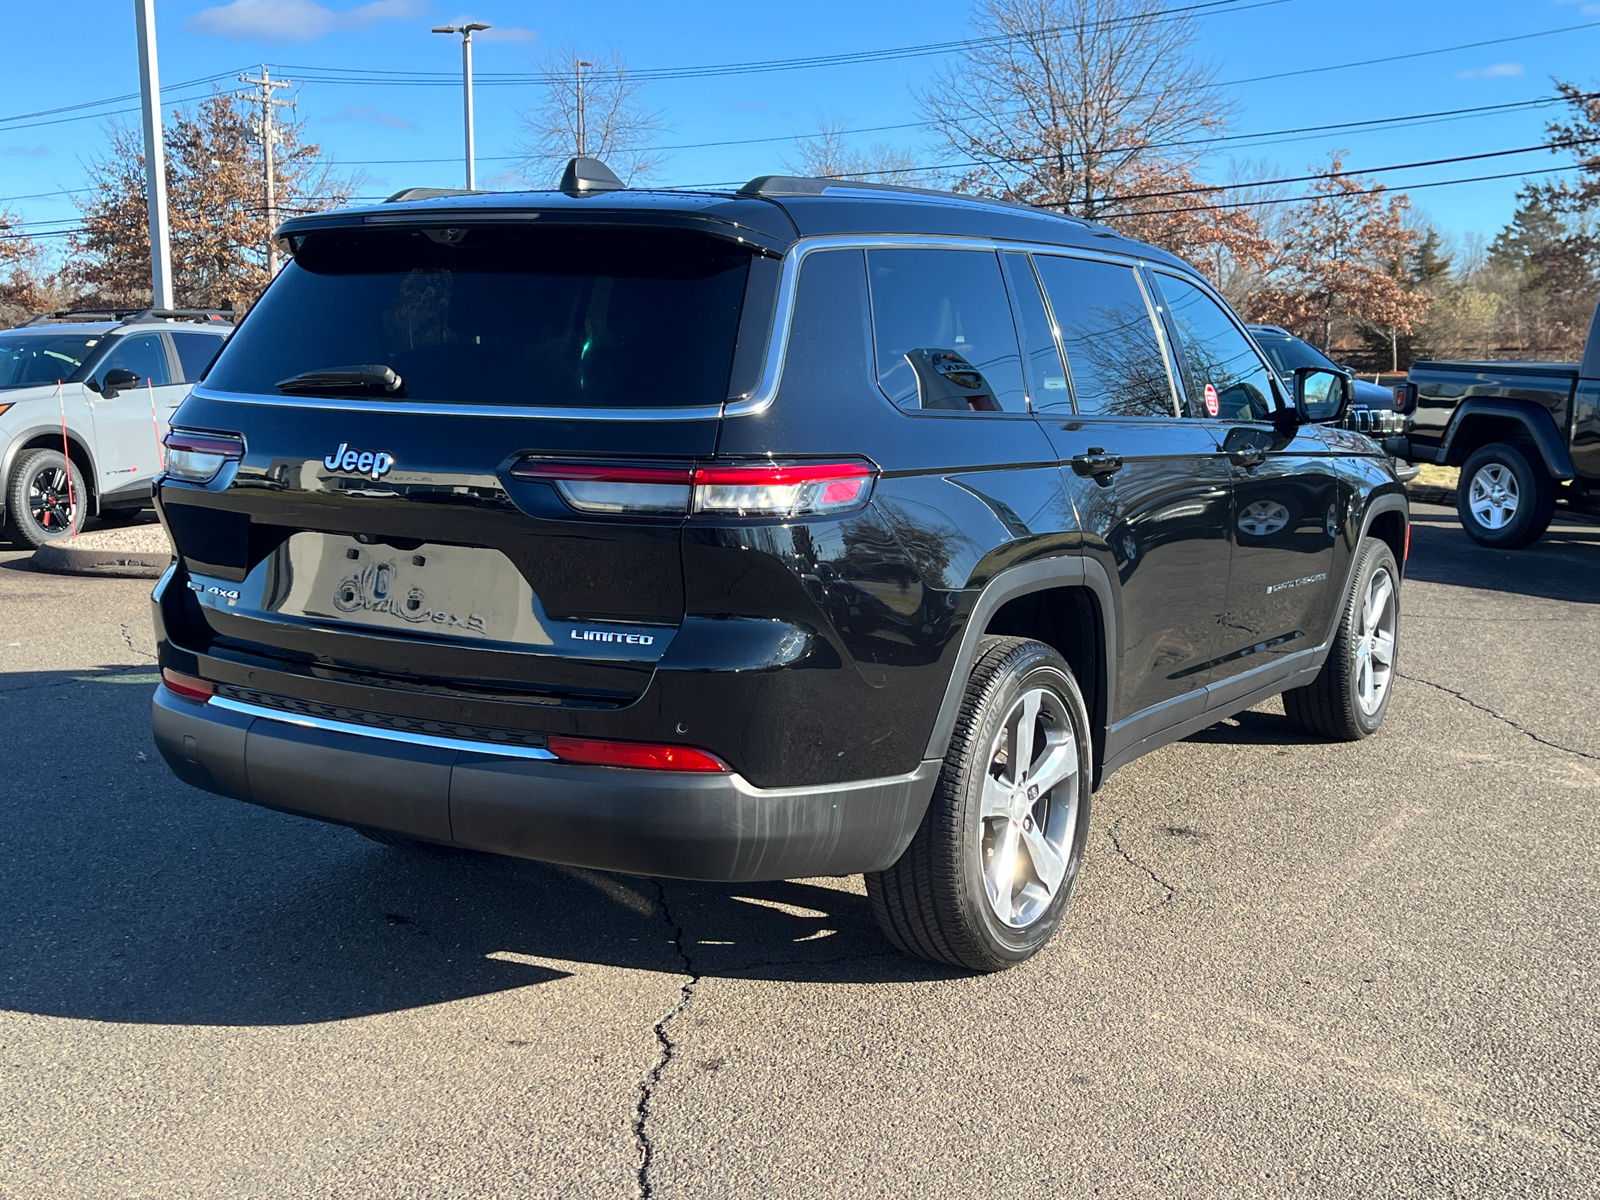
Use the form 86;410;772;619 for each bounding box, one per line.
1412;464;1459;490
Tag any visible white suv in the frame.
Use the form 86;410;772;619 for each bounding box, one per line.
0;309;231;547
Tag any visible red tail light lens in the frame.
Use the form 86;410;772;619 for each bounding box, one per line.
1391;382;1417;414
513;458;877;520
161;668;214;702
164;431;244;483
546;735;729;772
511;460;693;515
692;460;875;517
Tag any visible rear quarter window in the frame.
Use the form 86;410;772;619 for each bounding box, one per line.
205;226;754;409
866;248;1027;414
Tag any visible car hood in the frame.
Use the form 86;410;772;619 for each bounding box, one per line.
1351;377;1393;409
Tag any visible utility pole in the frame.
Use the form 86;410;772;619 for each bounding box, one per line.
575;60;593;157
236;65;293;276
432;23;490;189
133;0;173;309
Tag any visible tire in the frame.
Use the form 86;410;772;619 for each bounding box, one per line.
866;636;1093;972
1456;442;1554;549
6;448;87;549
1283;538;1400;741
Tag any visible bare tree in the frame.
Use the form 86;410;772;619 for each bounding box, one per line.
0;209;51;322
784;117;934;187
518;49;667;186
70;93;355;313
920;0;1231;218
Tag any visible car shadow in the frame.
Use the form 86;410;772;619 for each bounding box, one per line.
1403;502;1600;604
1182;705;1322;747
0;668;961;1028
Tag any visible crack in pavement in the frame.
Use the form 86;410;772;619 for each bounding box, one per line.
633;880;700;1199
119;622;156;661
1106;815;1178;911
1398;671;1600;762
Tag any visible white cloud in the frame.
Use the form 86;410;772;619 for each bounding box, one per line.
3;145;50;157
444;14;536;42
326;103;413;129
186;0;430;46
1456;62;1525;79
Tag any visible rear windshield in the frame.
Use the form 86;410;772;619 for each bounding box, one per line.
205;225;754;408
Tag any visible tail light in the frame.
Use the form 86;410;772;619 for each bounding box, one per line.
513;458;876;520
164;430;244;483
546;735;729;772
161;667;214;702
1392;382;1417;414
510;461;692;515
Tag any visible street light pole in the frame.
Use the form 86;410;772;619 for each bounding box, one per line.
133;0;173;310
432;23;490;190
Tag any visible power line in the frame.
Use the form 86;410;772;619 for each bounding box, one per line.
271;0;1279;88
0;69;242;126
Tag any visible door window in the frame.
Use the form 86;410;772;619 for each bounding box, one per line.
1000;252;1070;412
1032;255;1176;418
1152;273;1276;422
171;332;224;383
866;248;1027;413
99;333;171;387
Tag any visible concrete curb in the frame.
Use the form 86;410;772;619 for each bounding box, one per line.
30;540;172;579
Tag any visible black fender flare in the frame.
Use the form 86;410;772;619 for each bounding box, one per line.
921;555;1117;765
1439;400;1575;480
1;423;102;522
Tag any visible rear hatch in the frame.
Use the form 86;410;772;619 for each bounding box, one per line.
159;212;782;708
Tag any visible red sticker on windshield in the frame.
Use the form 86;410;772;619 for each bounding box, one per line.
1204;383;1219;416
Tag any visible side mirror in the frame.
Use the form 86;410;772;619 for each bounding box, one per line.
98;367;140;398
1293;367;1352;424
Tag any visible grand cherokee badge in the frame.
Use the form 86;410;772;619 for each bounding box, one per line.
323;442;394;480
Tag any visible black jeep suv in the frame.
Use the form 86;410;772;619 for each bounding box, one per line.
151;161;1408;971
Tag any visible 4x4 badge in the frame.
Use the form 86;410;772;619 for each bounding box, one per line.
323;442;394;481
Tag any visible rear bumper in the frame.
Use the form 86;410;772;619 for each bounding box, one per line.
152;685;938;881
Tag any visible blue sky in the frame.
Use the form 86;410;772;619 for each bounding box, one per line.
4;0;1599;264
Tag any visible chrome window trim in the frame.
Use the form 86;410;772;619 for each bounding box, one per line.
208;693;559;760
187;385;727;422
188;232;1180;422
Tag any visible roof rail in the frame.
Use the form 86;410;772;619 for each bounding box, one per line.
22;308;143;326
736;175;1085;223
119;308;233;326
384;186;480;203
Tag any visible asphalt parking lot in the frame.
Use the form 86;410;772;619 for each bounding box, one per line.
0;501;1595;1199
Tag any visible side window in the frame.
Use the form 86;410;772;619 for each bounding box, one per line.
1032;255;1176;418
99;333;171;387
866;248;1027;413
171;332;224;383
1152;273;1276;422
1000;252;1071;412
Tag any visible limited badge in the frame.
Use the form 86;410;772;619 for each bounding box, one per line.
1204;383;1219;416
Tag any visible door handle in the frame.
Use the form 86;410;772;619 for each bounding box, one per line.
1070;447;1124;486
1228;447;1267;469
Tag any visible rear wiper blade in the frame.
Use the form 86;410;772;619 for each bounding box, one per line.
276;364;405;396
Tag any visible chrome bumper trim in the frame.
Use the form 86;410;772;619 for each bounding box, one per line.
205;693;559;761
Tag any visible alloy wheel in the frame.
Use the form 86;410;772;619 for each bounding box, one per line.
1353;566;1397;716
1467;463;1519;530
978;686;1080;928
27;464;77;535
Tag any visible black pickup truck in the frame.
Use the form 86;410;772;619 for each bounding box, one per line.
1395;304;1600;547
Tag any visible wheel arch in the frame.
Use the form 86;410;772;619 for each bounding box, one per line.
1440;401;1574;480
923;556;1117;789
2;426;100;524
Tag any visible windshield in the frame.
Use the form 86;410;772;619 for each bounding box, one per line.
0;333;105;390
1253;332;1337;377
205;225;754;408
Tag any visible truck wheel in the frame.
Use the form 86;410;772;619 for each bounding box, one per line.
1457;443;1554;549
6;448;87;549
1283;538;1400;741
866;636;1092;972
